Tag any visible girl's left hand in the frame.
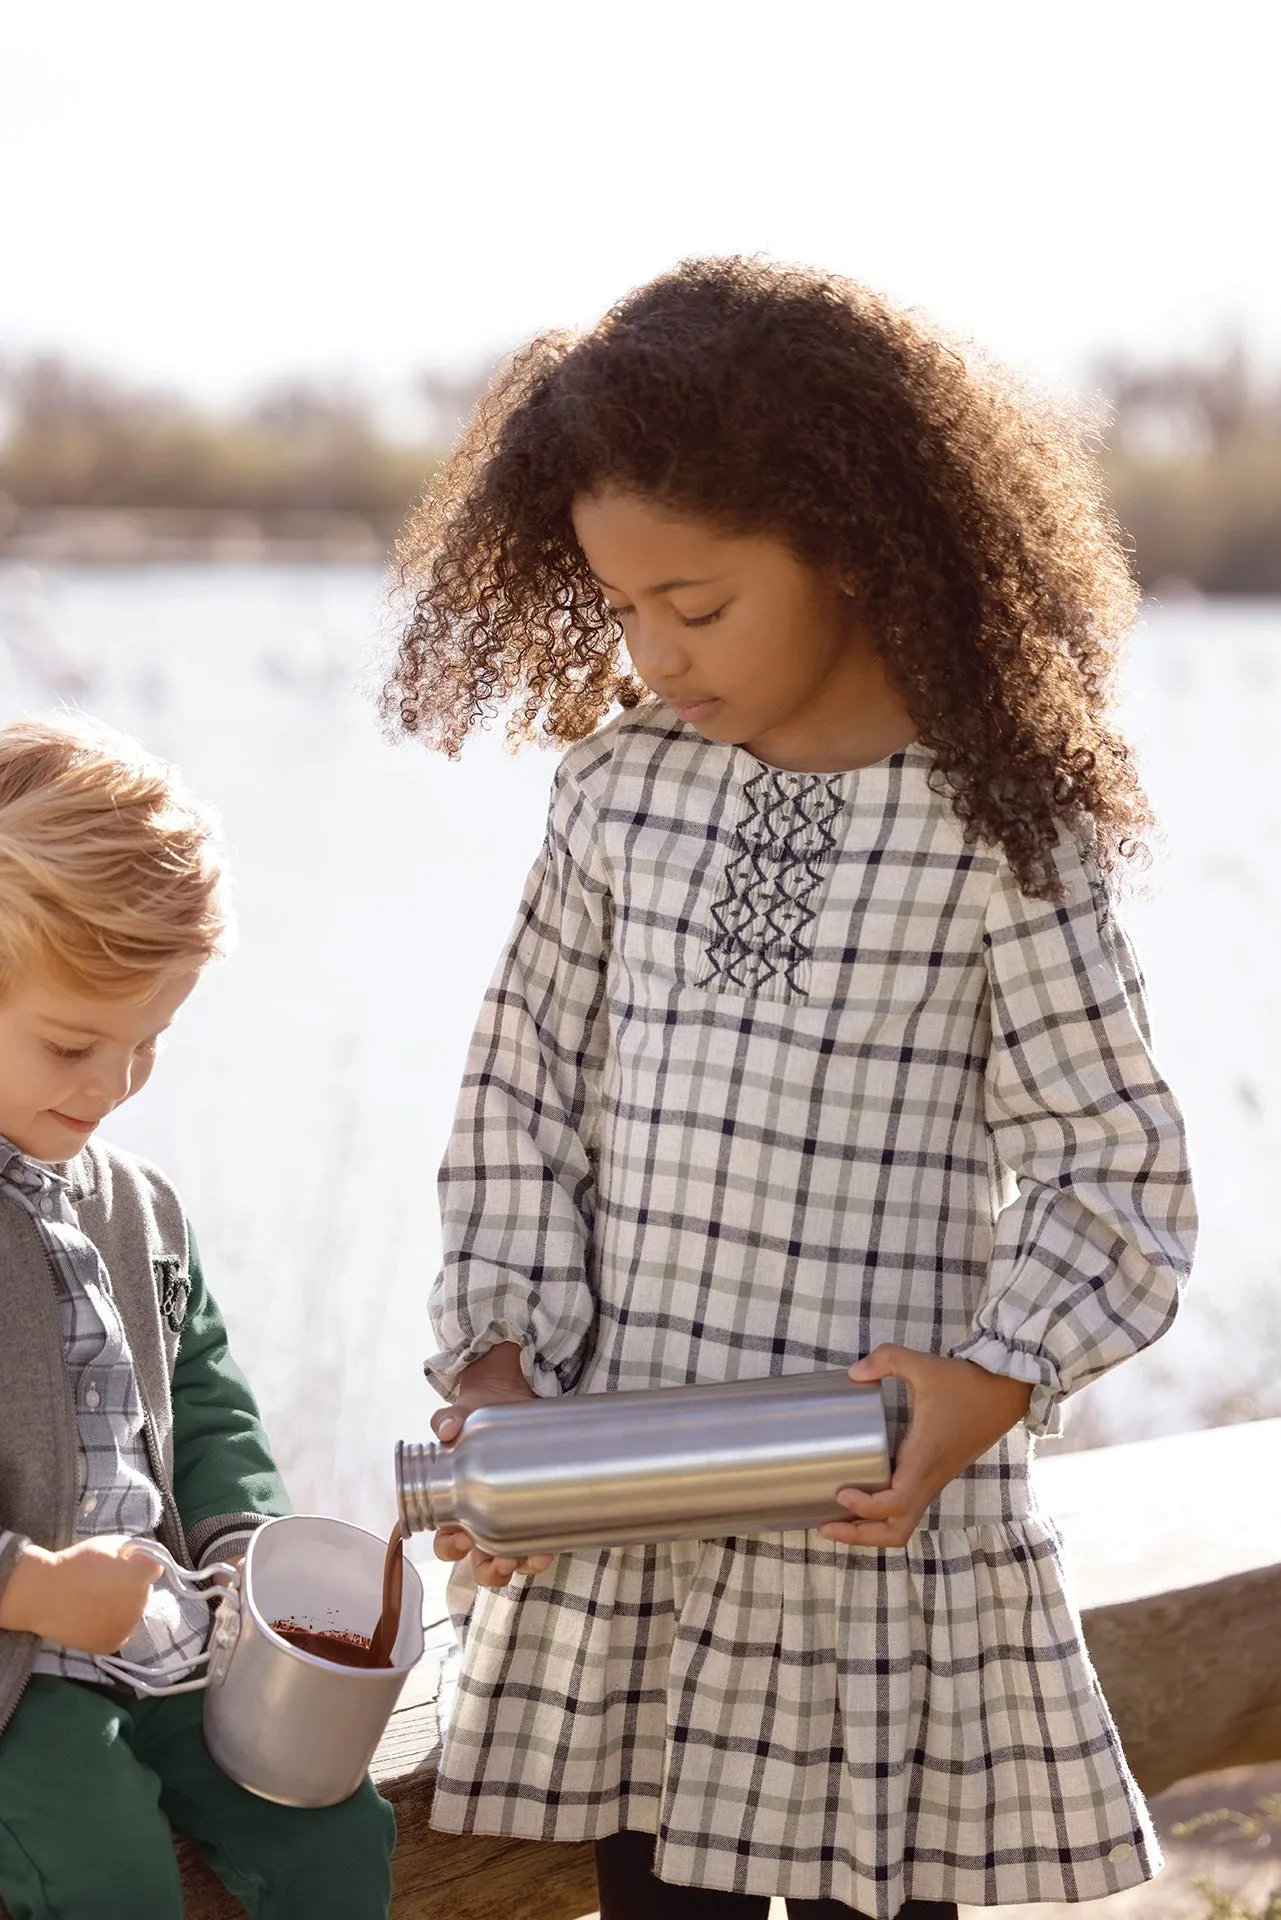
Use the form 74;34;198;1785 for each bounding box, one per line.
819;1347;1033;1550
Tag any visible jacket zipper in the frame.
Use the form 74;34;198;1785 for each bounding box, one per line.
0;1239;81;1740
141;1406;191;1569
0;1632;31;1740
0;1665;28;1741
0;1233;190;1741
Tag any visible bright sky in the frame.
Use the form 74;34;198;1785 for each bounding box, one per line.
3;0;1278;408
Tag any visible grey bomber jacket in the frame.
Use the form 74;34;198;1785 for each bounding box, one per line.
0;1138;289;1741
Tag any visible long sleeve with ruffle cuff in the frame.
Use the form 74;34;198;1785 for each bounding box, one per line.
951;837;1196;1437
426;753;612;1403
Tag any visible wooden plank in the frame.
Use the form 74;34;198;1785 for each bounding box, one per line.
1080;1561;1281;1798
385;1815;596;1920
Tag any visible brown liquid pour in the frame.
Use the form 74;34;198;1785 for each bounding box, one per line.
271;1521;407;1672
367;1522;406;1668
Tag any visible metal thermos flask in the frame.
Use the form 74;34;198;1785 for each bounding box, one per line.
396;1371;891;1554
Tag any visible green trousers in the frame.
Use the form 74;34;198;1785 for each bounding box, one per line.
0;1676;395;1919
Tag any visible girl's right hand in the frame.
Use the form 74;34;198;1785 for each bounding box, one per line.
430;1342;556;1589
0;1535;161;1652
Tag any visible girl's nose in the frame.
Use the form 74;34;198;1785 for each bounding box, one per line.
627;618;690;687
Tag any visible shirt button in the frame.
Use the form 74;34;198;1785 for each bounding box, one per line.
85;1387;101;1410
1108;1843;1134;1862
82;1495;98;1514
39;1197;54;1217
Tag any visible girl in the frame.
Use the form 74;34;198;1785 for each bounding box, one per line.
385;258;1195;1920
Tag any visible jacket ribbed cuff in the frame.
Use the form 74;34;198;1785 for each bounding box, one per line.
186;1512;271;1569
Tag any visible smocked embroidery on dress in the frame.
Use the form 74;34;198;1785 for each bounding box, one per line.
698;767;845;999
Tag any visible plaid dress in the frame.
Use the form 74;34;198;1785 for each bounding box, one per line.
426;705;1196;1915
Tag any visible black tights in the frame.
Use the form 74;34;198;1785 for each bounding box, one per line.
594;1831;959;1920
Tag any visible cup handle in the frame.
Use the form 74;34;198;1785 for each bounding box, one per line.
91;1544;242;1694
120;1538;240;1596
92;1649;215;1694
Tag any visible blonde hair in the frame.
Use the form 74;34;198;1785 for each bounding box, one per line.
0;714;232;1001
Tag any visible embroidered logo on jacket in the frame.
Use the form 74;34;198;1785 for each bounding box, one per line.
154;1256;190;1333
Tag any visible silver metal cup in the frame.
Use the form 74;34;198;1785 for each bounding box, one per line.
204;1515;424;1807
97;1516;424;1808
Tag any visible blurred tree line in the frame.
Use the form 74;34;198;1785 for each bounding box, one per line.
1;347;1278;590
1098;341;1281;594
0;358;436;536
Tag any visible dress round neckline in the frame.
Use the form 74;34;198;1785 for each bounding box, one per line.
725;735;925;781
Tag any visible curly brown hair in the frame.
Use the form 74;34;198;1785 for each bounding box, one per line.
385;256;1149;896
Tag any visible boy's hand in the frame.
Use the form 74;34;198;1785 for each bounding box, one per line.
431;1342;556;1589
0;1536;162;1652
819;1347;1033;1550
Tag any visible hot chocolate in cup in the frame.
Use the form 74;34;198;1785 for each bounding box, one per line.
101;1516;425;1808
268;1522;407;1671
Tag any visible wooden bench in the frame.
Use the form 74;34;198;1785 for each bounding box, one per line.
14;1419;1281;1917
177;1614;599;1920
1031;1416;1281;1797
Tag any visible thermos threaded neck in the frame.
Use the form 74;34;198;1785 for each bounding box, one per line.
395;1440;457;1536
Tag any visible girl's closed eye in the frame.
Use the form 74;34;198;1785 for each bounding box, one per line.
605;603;727;628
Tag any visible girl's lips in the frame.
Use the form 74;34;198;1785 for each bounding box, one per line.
49;1110;96;1130
669;697;722;722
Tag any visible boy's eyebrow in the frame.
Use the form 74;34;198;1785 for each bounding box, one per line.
594;573;722;599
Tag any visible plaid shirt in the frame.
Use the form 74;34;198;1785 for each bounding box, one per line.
0;1139;210;1685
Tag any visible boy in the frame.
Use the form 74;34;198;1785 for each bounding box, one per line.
0;716;394;1918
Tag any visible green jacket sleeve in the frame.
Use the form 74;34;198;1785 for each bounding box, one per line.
171;1229;291;1565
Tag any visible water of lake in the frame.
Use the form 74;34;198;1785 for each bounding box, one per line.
2;564;1278;1575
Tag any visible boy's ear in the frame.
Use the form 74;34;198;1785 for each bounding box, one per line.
153;1255;190;1333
